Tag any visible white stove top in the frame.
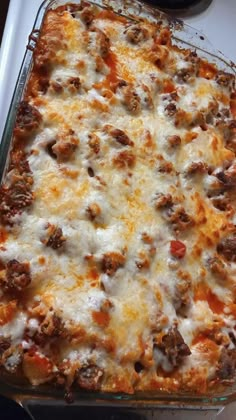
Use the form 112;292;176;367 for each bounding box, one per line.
0;1;235;417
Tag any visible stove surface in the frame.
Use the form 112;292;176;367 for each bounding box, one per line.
144;0;212;13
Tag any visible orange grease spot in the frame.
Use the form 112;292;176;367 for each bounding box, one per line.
92;310;110;327
96;10;127;23
194;282;225;314
0;229;7;243
198;61;217;79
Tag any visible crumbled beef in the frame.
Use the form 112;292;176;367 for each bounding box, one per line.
0;338;11;356
80;5;95;25
165;103;177;117
207;256;228;280
165;205;194;232
121;84;141;114
14;101;42;136
42;225;66;250
104;125;133;146
217;348;236;380
67;77;81;93
167;135;181;147
154;193;173;209
159;327;191;367
210;194;231;212
216;163;236;187
40;313;63;337
217;236;236;262
49;80;63;94
215;71;235;89
3;259;31;292
113;150;136;169
52;138;78;162
86;203;101;221
176;66;196;83
0;177;33;224
77;364;104;390
125;24;149;44
186;161;208;175
174;277;191;315
88;133;100;154
185;50;199;65
101;252;126;276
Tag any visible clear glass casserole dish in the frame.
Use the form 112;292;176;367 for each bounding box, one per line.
0;1;236;418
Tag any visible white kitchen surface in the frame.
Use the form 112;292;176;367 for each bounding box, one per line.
0;1;236;418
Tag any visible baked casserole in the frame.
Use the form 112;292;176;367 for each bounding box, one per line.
0;0;236;397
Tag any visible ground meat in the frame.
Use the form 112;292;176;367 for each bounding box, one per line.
159;327;191;367
101;252;126;276
165;205;194;232
175;66;196;83
40;313;63;337
104;125;133;147
217;348;236;380
165;103;177;117
210;194;231;212
173;274;191;315
121;85;141;114
215;71;235;89
125;24;150;44
86;203;101;221
14;101;42;137
208;256;228;280
4;260;31;292
216;163;236;187
88;133;100;154
154;193;173;209
67;77;81;93
113;150;136;169
0;338;11;356
0;177;34;224
186;161;208;175
49;80;63;94
185;50;199;65
167;135;181;147
137;84;154;110
52;140;78;161
157;159;174;174
42;225;66;250
77;364;104;390
80;5;95;25
217;236;236;262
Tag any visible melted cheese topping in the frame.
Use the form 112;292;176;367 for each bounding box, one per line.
0;4;236;395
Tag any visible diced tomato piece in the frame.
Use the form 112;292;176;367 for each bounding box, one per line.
170;240;186;259
23;351;53;385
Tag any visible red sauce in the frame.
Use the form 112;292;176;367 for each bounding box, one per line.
0;229;8;244
104;51;119;86
162;79;175;93
194;282;225;314
198;60;217;80
96;10;127;23
92;310;110;327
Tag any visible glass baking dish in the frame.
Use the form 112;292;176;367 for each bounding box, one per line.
0;0;235;418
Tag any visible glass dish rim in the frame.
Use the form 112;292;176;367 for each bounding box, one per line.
0;0;236;408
